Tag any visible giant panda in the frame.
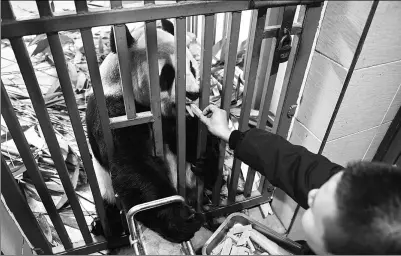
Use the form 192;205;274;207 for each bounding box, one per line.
85;19;220;244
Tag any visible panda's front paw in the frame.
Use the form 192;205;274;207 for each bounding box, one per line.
90;217;104;236
191;155;208;177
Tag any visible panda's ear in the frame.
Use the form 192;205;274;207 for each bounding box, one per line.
109;25;135;54
161;19;175;36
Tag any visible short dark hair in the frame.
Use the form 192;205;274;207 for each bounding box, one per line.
325;161;401;254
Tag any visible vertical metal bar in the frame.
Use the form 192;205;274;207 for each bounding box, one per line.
74;0;88;13
271;35;300;134
273;3;319;140
244;39;276;198
228;8;267;204
244;6;297;198
109;0;137;119
218;13;229;62
35;0;93;244
196;14;216;212
1;82;73;249
175;17;187;198
317;1;378;155
1;0;15;20
80;29;115;159
212;11;242;205
1;156;53;255
9;35;92;244
76;16;114;242
144;3;164;158
252;7;284;109
192;16;198;36
112;25;137;119
110;0;122;9
187;16;191;33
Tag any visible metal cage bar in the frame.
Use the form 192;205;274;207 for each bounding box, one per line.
35;0;93;244
144;1;164;157
244;6;297;197
1;81;73;250
212;11;242;205
228;8;268;204
110;0;123;9
196;14;217;211
110;0;136;119
1;156;53;255
74;2;115;162
1;1;320;39
9;28;93;249
175;17;187;198
274;4;322;139
112;24;137;119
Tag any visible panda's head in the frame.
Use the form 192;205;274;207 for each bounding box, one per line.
104;19;200;117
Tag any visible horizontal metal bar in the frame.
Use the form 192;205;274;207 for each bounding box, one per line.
263;23;302;38
2;1;315;39
213;11;242;205
54;235;130;255
1;81;73;249
205;193;272;218
109;111;154;129
1;156;53;255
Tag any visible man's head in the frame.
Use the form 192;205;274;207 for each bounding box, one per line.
301;161;401;254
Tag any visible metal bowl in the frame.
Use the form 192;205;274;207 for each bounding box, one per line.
202;212;302;255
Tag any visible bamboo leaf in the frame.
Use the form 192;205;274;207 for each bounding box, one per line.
31;39;50;56
29;34;47;46
75;72;87;92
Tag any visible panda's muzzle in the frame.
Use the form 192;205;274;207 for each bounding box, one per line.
186;92;200;101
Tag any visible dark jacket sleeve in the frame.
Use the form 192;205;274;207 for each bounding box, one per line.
228;129;344;209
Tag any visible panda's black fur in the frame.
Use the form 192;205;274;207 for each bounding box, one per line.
85;19;220;243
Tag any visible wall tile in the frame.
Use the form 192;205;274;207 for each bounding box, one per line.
383;84;401;124
363;121;392;161
328;60;401;140
355;2;401;69
297;52;347;140
315;1;372;68
289;119;321;154
323;126;378;167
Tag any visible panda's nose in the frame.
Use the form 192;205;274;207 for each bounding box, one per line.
186;92;199;101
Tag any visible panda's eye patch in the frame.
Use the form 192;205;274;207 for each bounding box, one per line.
190;61;196;78
159;63;175;91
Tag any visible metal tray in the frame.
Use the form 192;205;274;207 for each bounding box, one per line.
202;213;302;255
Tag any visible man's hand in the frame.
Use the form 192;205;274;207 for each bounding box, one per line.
192;104;232;142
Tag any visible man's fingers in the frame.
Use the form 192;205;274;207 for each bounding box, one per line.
202;104;218;115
